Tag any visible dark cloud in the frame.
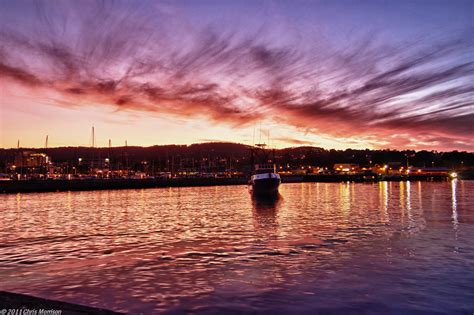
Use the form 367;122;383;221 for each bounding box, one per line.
0;0;473;150
0;63;42;86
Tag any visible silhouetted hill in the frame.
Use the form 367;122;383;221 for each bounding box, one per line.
0;142;472;170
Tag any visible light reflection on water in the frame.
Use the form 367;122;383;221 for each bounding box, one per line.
1;181;473;314
452;179;458;229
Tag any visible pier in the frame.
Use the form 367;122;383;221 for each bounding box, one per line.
0;173;461;194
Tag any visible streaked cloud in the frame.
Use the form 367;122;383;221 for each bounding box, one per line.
1;0;472;150
273;137;314;146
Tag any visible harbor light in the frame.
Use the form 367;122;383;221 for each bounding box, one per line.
450;172;457;178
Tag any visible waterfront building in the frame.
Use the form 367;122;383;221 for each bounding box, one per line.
14;151;50;168
333;163;360;174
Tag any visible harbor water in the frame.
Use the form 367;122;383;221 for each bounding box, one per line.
1;181;473;314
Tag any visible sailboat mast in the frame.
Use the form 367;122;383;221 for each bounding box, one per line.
92;126;95;148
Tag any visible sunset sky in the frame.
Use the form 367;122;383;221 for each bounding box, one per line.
1;0;473;150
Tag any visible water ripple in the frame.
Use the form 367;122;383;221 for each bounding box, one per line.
1;181;473;313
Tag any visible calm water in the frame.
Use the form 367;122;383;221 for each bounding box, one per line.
1;181;473;314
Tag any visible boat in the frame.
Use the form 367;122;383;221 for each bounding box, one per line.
249;164;281;196
249;144;281;196
0;173;11;181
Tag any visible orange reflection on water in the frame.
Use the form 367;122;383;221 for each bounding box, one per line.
0;181;473;313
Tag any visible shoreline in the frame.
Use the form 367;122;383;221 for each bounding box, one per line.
0;291;122;315
0;174;460;194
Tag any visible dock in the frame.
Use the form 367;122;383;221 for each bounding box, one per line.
0;173;461;194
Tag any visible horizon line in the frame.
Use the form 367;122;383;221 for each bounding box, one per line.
1;142;472;154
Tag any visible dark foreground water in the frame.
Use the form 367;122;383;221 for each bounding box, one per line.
1;181;473;314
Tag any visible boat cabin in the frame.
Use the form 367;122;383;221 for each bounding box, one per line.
254;164;276;174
